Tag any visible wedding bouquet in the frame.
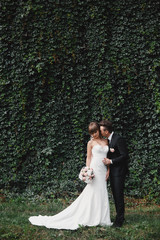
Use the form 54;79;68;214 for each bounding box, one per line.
79;166;95;184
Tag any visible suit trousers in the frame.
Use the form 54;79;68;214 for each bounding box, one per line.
110;174;125;224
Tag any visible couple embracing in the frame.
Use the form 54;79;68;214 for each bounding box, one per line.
29;120;128;230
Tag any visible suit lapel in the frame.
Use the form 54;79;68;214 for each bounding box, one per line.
109;132;115;148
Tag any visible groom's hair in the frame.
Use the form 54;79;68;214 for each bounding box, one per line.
99;120;113;133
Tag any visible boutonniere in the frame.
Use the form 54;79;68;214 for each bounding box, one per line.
110;148;115;153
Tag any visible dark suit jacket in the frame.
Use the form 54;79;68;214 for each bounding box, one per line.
107;133;129;177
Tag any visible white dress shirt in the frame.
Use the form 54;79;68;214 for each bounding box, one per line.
108;132;114;164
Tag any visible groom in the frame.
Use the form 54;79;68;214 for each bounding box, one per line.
100;120;129;227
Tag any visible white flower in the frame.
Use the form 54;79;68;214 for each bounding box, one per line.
110;148;115;152
79;166;95;184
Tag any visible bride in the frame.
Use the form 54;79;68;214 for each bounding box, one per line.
29;121;112;230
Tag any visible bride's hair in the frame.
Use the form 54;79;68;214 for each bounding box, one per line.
88;121;102;138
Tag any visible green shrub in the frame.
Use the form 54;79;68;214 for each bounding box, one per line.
0;0;160;199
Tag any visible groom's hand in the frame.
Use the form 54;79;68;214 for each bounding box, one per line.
103;158;112;165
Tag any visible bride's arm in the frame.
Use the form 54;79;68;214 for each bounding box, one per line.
86;141;92;167
106;166;110;181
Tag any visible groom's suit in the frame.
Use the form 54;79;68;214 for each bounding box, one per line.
107;132;129;226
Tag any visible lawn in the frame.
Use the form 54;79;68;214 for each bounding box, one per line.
0;194;160;240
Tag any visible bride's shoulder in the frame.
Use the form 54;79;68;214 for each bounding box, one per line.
88;139;95;147
102;138;108;145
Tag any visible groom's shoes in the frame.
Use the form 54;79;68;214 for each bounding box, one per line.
112;217;125;228
112;221;123;228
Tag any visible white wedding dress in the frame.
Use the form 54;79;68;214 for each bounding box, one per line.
29;144;112;230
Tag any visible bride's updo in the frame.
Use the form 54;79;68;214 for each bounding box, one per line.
88;121;102;138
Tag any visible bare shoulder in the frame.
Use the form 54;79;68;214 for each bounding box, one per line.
102;138;109;146
87;139;93;147
87;139;95;148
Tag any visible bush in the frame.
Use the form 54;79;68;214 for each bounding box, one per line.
0;0;160;200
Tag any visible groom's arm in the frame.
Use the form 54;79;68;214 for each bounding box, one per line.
111;137;128;164
103;136;128;165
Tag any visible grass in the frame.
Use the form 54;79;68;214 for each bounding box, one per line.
0;194;160;240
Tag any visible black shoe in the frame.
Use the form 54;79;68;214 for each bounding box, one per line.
113;221;123;228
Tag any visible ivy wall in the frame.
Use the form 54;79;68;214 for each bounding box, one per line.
1;0;160;200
